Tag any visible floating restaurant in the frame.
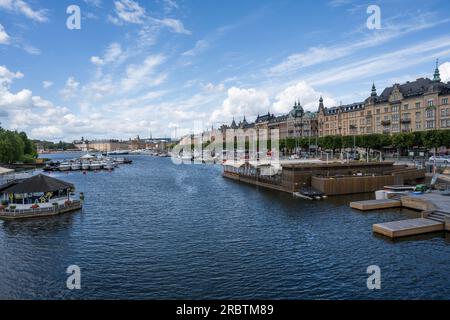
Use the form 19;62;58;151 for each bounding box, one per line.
0;174;83;220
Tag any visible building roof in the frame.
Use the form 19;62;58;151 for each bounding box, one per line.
377;78;450;102
0;174;74;194
323;102;365;115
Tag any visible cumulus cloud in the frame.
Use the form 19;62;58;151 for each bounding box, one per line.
210;87;270;123
440;62;450;82
272;81;336;113
0;0;48;22
0;65;24;85
0;23;10;44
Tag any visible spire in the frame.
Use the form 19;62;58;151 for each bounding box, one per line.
433;58;441;82
371;82;377;97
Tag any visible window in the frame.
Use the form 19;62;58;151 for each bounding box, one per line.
415;102;421;109
403;104;409;110
442;109;447;117
428;99;434;107
426;120;435;129
426;109;435;118
391;105;399;112
415;111;421;118
416;122;421;130
376;109;380;114
392;114;400;122
384;107;389;113
392;124;399;131
441;120;447;128
443;98;449;105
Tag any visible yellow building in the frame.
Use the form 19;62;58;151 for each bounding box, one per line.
318;62;450;137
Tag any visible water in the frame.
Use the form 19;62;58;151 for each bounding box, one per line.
1;154;449;299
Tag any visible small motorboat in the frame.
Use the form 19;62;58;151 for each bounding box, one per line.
58;162;71;171
89;162;103;170
81;162;90;171
71;162;81;171
293;186;327;200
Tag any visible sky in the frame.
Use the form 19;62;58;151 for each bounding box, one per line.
1;0;450;141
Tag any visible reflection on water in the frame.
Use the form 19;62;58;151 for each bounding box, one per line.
0;155;449;299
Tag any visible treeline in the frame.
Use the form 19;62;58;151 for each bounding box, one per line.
280;129;450;152
0;128;37;164
34;140;76;151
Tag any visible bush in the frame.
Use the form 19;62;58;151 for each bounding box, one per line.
9;205;16;210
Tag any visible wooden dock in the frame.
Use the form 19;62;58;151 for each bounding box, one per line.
373;218;444;238
350;199;401;211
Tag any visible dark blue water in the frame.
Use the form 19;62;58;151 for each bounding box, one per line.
1;154;449;299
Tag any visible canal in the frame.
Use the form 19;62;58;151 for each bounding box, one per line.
0;154;449;299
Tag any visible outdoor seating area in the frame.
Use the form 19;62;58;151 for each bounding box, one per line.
0;174;83;220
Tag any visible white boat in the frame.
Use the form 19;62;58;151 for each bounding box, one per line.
102;161;115;170
71;163;81;171
59;162;71;171
81;162;90;171
89;162;103;170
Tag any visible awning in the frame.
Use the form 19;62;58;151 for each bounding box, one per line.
0;174;74;194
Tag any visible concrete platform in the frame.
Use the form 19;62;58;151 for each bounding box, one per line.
373;218;444;238
350;199;401;211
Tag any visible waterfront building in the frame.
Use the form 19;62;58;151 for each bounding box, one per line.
318;62;450;137
73;139;130;152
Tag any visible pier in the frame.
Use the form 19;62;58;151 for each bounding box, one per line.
349;192;450;239
373;218;444;238
350;199;401;210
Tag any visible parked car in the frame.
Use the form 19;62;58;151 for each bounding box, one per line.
429;155;450;164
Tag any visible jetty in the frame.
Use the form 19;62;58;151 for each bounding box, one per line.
350;191;450;239
350;199;401;210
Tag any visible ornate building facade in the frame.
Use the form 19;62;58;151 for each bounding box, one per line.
318;62;450;137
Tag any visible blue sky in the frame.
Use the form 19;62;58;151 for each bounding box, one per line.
1;0;450;141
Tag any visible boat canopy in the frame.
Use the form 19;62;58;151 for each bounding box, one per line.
80;154;95;160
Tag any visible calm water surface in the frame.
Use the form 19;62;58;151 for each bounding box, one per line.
0;154;449;299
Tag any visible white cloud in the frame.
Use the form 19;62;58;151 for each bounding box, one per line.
202;82;225;93
182;40;208;56
0;23;10;44
272;81;336;113
440;62;450;82
0;65;23;85
90;42;125;66
31;126;63;139
121;54;166;92
157;18;190;35
42;81;53;89
111;0;146;25
0;0;48;22
60;77;80;100
268;13;450;76
210;87;270;123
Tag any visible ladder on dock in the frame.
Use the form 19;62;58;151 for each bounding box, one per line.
426;210;450;223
